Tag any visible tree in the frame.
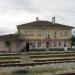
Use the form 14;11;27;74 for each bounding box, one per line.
72;36;75;46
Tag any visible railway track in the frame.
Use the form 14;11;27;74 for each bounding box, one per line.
55;72;75;75
0;51;75;66
26;51;75;55
0;60;75;67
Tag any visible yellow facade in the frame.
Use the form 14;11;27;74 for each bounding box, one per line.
18;28;72;40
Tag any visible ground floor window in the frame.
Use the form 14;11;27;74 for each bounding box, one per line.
38;42;41;48
54;41;57;47
59;42;61;46
64;41;67;47
49;41;51;47
32;42;35;48
25;41;67;49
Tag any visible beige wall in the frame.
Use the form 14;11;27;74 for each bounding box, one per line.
18;27;72;49
21;40;71;49
0;40;17;52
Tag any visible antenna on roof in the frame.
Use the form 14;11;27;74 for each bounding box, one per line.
52;17;55;24
36;17;39;21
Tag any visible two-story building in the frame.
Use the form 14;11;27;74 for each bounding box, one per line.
17;17;73;51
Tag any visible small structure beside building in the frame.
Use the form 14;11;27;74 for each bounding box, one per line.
0;34;19;52
0;18;73;52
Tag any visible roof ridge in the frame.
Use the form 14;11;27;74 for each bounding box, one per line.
17;20;74;29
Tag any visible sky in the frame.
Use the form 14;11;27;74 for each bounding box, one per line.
0;0;75;35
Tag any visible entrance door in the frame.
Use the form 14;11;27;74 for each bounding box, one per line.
26;42;29;52
46;42;49;48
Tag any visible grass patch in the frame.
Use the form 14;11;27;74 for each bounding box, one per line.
30;65;64;75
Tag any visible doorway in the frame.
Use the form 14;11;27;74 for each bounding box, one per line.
46;42;49;48
26;42;29;52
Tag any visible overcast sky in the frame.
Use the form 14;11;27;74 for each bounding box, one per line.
0;0;75;35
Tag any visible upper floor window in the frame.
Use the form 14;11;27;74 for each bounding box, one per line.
59;31;63;35
44;31;49;36
38;31;49;36
25;32;27;35
30;32;33;36
25;31;33;36
64;31;68;36
38;31;41;36
59;31;68;36
54;31;57;38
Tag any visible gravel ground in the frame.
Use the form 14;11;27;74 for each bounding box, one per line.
0;63;75;75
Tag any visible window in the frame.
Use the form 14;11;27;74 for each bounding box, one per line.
30;32;33;36
32;42;35;48
25;32;27;36
44;31;48;36
49;41;51;47
59;31;68;36
38;32;41;36
25;31;33;36
59;31;63;35
54;31;57;38
64;42;67;47
38;42;41;48
54;41;57;47
59;42;61;46
27;32;30;36
38;31;44;36
65;31;68;36
41;31;43;36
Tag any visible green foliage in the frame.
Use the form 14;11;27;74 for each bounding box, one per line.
72;36;75;45
30;65;64;75
5;41;10;46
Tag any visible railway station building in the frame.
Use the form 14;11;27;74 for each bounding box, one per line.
0;17;73;52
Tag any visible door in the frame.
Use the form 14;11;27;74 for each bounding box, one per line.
46;42;49;48
26;42;29;52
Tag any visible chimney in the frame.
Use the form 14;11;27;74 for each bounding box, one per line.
52;17;55;24
36;17;39;21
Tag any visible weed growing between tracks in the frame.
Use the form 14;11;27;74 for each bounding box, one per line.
0;63;75;75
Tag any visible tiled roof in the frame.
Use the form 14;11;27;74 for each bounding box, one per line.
17;20;73;29
0;34;19;41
